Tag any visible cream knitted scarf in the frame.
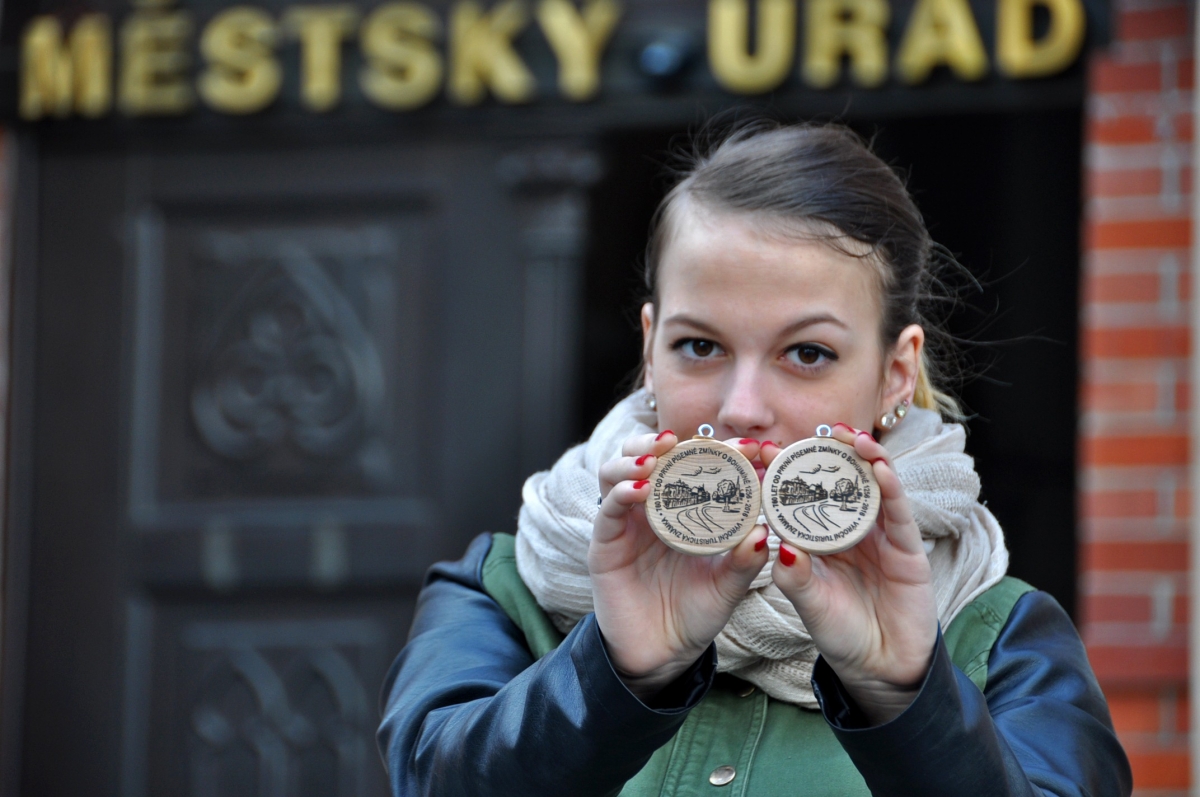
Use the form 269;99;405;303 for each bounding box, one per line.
515;389;1009;708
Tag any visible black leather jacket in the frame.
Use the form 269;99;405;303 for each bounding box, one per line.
378;534;1132;796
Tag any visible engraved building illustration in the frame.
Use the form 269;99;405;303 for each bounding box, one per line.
661;480;712;509
778;478;829;506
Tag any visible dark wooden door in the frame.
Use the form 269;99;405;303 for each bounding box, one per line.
4;133;595;796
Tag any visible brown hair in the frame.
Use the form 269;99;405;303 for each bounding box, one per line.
644;121;963;420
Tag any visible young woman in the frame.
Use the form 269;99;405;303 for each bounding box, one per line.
378;124;1132;795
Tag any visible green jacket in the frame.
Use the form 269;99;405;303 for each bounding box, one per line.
480;533;1033;795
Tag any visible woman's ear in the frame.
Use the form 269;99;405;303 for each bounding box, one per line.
641;302;656;393
878;324;924;417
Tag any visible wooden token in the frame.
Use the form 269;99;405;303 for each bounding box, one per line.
762;426;881;555
646;425;761;556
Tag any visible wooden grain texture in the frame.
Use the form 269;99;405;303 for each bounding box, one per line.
763;437;880;555
646;438;761;556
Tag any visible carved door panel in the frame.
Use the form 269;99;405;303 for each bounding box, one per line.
12;139;595;796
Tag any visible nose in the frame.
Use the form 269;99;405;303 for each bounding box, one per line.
717;363;774;439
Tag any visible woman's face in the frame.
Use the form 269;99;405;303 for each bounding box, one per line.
643;202;922;461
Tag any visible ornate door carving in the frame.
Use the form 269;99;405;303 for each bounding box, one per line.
9;138;595;796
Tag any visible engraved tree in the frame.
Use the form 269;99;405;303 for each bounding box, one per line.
829;477;858;511
714;479;740;512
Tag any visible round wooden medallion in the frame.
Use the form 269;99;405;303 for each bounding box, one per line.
762;427;881;555
646;426;762;556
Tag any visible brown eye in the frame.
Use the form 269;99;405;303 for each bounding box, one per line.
787;344;836;368
673;338;724;359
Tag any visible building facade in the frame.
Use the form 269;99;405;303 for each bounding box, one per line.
1082;0;1194;792
0;0;1191;793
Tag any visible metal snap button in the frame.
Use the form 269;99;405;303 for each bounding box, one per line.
736;683;756;698
709;765;736;786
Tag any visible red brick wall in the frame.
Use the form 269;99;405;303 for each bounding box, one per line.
1080;0;1193;792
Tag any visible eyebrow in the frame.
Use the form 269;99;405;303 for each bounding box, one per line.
662;312;849;338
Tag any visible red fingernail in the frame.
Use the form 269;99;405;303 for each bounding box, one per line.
833;422;853;432
633;479;650;489
636;454;651;466
779;547;796;566
870;457;887;466
761;440;778;450
857;430;877;443
739;438;759;446
656;430;674;441
754;538;767;552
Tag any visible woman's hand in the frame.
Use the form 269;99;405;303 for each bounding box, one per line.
590;432;770;701
766;425;938;725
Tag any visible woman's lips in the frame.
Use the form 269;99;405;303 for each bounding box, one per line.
754;462;766;483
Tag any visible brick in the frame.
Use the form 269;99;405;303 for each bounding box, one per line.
1085;487;1188;519
1088;644;1187;682
1117;7;1191;41
1127;751;1190;788
1176;111;1193;142
1088;168;1163;198
1089;115;1160;144
1088;219;1191;248
1107;689;1169;732
1081;489;1159;518
1051;0;1192;767
1083;327;1190;358
1082;541;1189;571
1092;60;1162;92
1085;273;1161;302
1083;594;1191;627
1084;593;1153;623
1081;382;1164;412
1083;434;1189;466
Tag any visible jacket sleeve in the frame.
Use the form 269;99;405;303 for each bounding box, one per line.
377;534;716;797
811;591;1133;796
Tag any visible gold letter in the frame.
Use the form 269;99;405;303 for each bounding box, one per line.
449;1;536;105
802;0;888;88
20;14;112;119
535;0;620;101
997;0;1085;78
895;0;987;83
359;2;443;110
198;7;281;114
708;0;796;95
282;5;360;111
119;10;195;115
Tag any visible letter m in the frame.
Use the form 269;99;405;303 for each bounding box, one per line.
21;14;112;120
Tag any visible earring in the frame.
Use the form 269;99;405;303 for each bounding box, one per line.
648;393;657;411
880;399;909;430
